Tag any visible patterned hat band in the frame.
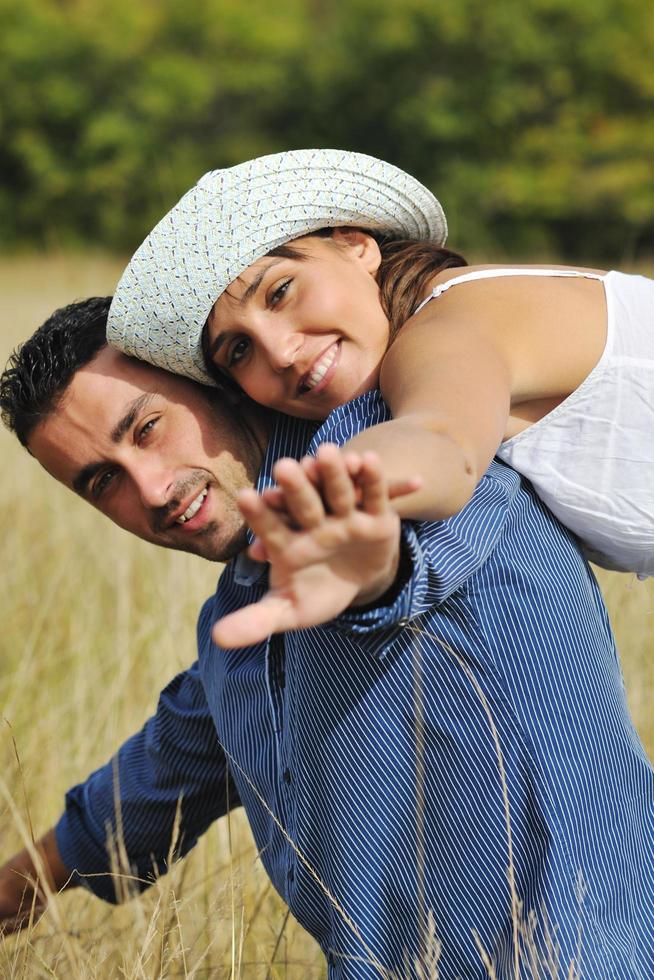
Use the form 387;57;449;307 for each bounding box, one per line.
107;149;447;386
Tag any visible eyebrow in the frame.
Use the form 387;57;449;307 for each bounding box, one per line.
71;393;154;496
207;258;285;360
239;258;284;307
110;392;154;443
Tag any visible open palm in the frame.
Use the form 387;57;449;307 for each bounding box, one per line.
212;445;411;648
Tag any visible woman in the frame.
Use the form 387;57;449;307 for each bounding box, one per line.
108;149;654;576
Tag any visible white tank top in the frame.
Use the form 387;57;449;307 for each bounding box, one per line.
415;268;654;577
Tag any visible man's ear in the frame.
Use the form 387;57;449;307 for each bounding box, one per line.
331;227;382;275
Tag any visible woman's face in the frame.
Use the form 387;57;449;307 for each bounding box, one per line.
205;229;390;419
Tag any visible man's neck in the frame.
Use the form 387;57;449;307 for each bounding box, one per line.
235;399;276;466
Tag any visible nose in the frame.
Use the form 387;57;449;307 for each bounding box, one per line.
128;457;173;510
261;325;303;372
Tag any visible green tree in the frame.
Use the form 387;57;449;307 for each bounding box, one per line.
0;0;652;258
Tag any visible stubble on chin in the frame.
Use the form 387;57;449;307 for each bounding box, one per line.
192;519;250;564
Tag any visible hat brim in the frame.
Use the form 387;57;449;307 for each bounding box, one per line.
108;149;447;387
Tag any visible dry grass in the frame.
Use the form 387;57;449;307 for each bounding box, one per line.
0;255;324;977
1;255;652;978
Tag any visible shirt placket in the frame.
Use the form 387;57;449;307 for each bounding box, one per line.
266;634;299;901
266;635;295;851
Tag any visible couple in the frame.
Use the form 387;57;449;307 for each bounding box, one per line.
1;150;653;978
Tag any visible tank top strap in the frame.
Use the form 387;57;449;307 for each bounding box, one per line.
413;267;606;317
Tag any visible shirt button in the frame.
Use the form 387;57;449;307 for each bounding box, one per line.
283;768;292;784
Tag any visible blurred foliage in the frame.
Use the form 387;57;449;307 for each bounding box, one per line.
1;0;653;259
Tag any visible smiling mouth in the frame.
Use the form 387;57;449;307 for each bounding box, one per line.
176;487;208;524
298;341;340;395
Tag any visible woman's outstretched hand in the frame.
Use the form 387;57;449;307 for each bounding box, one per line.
212;444;416;649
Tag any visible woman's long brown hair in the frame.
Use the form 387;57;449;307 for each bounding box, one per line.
373;237;467;341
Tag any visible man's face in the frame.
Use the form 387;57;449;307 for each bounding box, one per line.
29;347;264;561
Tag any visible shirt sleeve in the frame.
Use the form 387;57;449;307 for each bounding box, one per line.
55;599;239;904
308;392;521;629
334;462;521;647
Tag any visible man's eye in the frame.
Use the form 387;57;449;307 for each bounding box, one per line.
270;280;291;307
138;418;157;442
228;338;251;368
93;469;116;499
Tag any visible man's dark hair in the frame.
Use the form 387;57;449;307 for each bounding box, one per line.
0;296;112;448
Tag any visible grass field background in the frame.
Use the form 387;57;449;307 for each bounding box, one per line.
1;255;653;978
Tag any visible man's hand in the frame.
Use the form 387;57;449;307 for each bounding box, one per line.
0;828;73;936
212;445;412;649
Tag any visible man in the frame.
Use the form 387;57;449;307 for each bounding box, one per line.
1;299;653;978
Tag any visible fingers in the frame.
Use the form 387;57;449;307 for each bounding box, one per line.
288;445;363;517
247;537;270;563
270;447;405;521
212;595;294;648
272;458;326;529
356;452;389;515
313;444;357;515
299;455;321;484
260;486;290;512
237;488;292;555
387;475;423;500
270;446;360;526
310;446;419;515
242;446;419;553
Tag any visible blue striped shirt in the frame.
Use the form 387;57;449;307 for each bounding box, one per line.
57;391;654;978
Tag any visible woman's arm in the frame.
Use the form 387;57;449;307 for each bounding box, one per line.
343;304;514;522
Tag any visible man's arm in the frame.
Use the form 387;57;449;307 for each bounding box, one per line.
1;618;238;931
57;647;237;904
0;828;71;935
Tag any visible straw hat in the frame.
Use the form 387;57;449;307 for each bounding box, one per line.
107;148;447;386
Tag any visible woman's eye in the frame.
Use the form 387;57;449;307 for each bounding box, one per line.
270;280;291;307
228;338;251;367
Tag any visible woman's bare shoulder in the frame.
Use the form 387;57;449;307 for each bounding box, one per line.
429;261;608;289
388;260;608;407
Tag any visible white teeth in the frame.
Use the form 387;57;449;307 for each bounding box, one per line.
305;344;337;390
177;488;207;524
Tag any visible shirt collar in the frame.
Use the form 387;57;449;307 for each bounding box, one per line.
234;392;387;586
254;412;319;495
234;412;318;586
312;389;387;439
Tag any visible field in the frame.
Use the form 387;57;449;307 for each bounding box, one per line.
1;255;653;978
